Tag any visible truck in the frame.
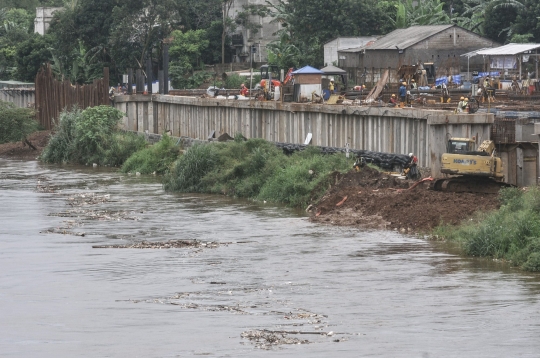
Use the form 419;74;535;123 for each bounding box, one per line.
431;137;509;193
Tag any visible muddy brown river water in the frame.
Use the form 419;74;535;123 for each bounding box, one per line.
1;159;540;357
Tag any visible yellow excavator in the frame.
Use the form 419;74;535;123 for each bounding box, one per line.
431;137;509;193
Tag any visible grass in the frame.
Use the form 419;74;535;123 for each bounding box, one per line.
433;186;540;272
121;134;181;174
163;138;353;207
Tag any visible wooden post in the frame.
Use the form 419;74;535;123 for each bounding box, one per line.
103;67;109;104
163;44;169;94
158;70;164;94
146;57;153;94
127;68;133;95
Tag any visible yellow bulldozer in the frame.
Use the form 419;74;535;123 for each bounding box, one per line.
431;137;509;193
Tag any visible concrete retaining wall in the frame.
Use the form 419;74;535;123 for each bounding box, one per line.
0;89;35;108
114;94;494;176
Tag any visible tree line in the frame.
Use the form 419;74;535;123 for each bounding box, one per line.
0;0;538;88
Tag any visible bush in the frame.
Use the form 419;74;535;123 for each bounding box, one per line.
225;73;246;89
436;186;540;271
163;138;352;207
121;134;181;174
258;147;350;207
40;105;145;166
40;107;80;163
163;143;219;192
101;131;146;167
0;100;39;144
249;74;261;89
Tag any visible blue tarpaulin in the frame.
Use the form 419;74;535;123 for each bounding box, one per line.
478;71;500;77
435;75;462;85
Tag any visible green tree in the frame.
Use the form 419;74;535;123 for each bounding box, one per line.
14;33;53;82
1;0;65;8
483;2;518;43
201;20;231;64
221;0;234;65
266;33;301;69
174;0;222;31
169;29;210;88
457;0;524;35
47;3;111;84
0;8;34;79
110;0;179;70
511;0;540;42
394;0;451;27
266;0;388;67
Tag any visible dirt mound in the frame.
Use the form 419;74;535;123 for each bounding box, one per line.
310;166;499;233
0;130;51;160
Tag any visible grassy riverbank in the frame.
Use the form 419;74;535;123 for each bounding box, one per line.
40;106;145;166
36;107;540;272
163;136;352;207
434;187;540;272
120;134;180;175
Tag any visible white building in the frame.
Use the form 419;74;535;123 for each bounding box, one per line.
324;37;378;66
34;7;63;35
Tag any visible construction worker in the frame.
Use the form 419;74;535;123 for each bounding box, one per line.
462;97;469;112
410;79;417;89
457;96;465;112
402;153;419;179
239;83;249;96
329;80;335;93
483;76;490;89
409;152;418;165
389;93;397;105
399;82;407;104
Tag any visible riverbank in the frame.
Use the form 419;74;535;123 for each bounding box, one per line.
0;130;50;160
0;130;500;234
309;166;499;234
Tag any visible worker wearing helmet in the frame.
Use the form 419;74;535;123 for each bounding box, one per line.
239;83;249;96
409;153;418;168
389;93;397;105
329;79;335;93
410;79;417;89
399;82;407;103
457;96;465;112
462;97;469;112
402;153;419;179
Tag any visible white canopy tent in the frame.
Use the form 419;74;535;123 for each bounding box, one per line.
460;48;491;81
467;43;540;80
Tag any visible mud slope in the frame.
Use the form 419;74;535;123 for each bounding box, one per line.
310;166;499;233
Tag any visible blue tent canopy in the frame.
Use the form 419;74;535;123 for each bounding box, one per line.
291;66;324;75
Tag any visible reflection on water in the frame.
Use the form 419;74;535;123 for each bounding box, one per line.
1;159;540;357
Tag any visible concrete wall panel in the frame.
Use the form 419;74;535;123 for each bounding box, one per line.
115;95;493;177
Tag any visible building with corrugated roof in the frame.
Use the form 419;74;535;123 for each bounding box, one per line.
338;25;499;87
323;37;378;67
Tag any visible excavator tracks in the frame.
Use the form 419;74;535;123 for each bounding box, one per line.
430;177;512;194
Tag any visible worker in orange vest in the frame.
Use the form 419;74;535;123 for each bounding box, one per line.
240;83;249;96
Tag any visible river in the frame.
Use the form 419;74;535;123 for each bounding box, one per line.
1;159;539;357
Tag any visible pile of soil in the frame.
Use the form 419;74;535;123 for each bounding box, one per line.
0;130;51;160
310;166;500;234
